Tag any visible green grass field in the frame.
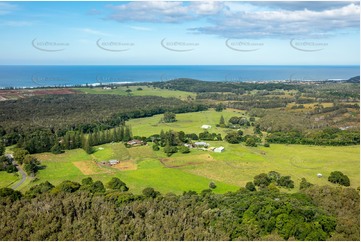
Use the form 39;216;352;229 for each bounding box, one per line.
179;142;360;191
74;86;196;101
0;172;20;188
22;142;237;194
1;109;359;194
10;140;359;194
128;108;251;138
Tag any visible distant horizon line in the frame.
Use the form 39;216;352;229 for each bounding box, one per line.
0;64;359;67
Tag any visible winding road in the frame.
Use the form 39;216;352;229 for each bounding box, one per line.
11;162;27;190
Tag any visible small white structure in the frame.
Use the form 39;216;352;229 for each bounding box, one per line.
194;141;209;147
317;173;323;178
214;146;225;153
5;154;14;161
201;125;211;129
109;160;119;165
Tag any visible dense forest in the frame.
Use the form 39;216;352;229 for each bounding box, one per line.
152;77;360;100
0;94;207;147
0;179;359;241
0;94;206;132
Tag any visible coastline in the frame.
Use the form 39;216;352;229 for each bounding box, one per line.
0;65;359;89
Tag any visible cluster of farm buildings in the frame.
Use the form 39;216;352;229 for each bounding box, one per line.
184;142;225;152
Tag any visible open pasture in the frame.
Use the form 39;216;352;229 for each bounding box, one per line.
127;108;249;138
2;110;359;195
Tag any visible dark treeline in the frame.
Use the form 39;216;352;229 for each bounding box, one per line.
198;93;294;110
153;79;359;114
16;125;133;154
0;94;207;147
0;180;359;241
266;128;360;146
151;78;360;99
152;78;303;93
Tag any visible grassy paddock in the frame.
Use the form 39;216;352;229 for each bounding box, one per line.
128;108;249;138
2;110;359;194
15;141;359;194
28;143;238;194
0;172;20;188
178;142;359;190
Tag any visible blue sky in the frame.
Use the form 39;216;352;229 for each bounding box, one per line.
0;1;359;65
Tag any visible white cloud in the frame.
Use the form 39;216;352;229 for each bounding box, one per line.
0;2;18;15
104;1;360;39
108;1;190;23
192;3;360;38
191;1;225;15
107;1;225;23
128;25;153;31
0;21;33;27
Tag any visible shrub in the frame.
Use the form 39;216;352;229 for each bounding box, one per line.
328;171;350;186
209;181;217;189
52;180;81;193
81;177;93;186
299;178;313;190
179;146;190;154
245;182;256;191
225;132;242;144
245;137;258;147
164;145;178;157
0;188;22;203
162;112;176;123
278;176;295;189
254;173;271;187
142;187;159;198
107;177;129;192
91;181;106;193
152;143;160;151
26;181;54;198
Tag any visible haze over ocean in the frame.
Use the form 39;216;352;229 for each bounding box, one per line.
0;65;359;88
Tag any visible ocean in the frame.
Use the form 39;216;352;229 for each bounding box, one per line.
0;65;359;88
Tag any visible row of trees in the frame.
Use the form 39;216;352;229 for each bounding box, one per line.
266;128;360;146
15;125;133;155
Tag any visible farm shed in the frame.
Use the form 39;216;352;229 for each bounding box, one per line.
194;141;209;147
127;139;144;146
184;143;193;148
201;125;211;129
109;160;119;165
214;147;225;153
